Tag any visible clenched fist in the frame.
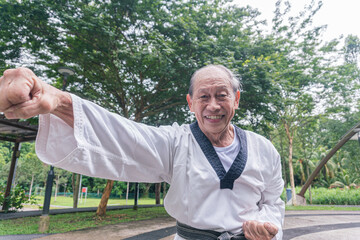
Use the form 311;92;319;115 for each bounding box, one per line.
0;67;74;126
243;220;278;240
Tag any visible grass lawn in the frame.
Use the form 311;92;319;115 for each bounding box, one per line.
27;196;161;210
1;205;360;236
285;205;360;211
0;207;169;235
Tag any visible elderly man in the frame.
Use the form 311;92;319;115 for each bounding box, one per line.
0;65;284;240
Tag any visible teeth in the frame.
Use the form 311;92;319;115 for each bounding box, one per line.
206;115;222;119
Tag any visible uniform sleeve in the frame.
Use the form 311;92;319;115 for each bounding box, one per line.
35;94;175;183
256;149;285;240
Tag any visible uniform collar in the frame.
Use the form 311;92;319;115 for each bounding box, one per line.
190;122;248;190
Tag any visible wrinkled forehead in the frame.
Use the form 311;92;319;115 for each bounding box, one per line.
193;67;232;89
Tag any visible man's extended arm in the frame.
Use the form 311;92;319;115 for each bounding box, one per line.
0;67;74;127
1;68;174;183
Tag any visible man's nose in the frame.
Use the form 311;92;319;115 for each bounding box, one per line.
207;97;221;111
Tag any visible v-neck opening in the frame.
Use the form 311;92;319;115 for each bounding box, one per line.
190;122;248;190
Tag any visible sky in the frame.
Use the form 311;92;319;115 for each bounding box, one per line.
233;0;360;42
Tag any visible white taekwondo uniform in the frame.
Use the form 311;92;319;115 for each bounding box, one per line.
35;94;285;240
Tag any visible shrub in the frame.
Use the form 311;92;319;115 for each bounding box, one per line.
0;185;37;212
286;186;360;205
309;188;360;205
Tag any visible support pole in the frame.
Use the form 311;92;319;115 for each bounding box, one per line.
42;166;54;215
2;142;21;211
133;182;139;210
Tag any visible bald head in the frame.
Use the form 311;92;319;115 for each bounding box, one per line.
188;65;240;97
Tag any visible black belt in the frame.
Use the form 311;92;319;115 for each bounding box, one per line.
176;222;247;240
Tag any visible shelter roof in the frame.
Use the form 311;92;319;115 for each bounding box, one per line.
0;114;38;142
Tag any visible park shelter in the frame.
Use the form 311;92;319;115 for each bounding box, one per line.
0;113;38;211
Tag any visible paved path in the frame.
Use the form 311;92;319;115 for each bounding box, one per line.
35;217;176;240
284;210;360;240
2;210;360;239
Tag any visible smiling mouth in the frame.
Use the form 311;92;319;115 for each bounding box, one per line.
205;115;224;119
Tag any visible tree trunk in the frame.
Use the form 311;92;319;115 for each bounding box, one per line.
143;183;151;198
299;160;306;185
96;180;114;216
288;137;296;206
162;182;167;203
155;183;161;204
72;174;75;205
126;182;129;205
307;164;312;204
72;173;81;208
284;122;296;206
28;174;34;201
280;134;287;188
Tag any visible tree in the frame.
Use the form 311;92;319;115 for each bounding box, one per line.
4;0;359;209
263;0;360;205
54;168;70;202
278;95;317;205
314;112;360;186
22;151;43;200
0;143;11;165
332;169;359;189
310;145;337;187
11;143;47;199
0;0;274;215
344;35;360;65
91;178;107;197
266;0;325;205
0;142;12;185
111;181;127;198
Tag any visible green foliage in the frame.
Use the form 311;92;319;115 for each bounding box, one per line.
0;0;278;126
266;1;360;193
283;187;360;205
0;185;37;212
305;187;360;205
16;143;48;185
285;205;360;211
344;35;360;64
0;141;12;165
0;0;360;202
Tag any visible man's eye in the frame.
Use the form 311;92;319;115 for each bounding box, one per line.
217;94;227;99
200;95;208;99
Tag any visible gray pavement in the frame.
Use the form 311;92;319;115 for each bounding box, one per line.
2;210;360;239
283;210;360;240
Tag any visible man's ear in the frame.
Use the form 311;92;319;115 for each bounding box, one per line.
186;94;194;112
234;90;240;109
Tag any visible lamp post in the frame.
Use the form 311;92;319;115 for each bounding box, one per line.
41;67;75;216
58;67;75;91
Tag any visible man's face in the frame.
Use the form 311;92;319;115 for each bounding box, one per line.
187;67;240;136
